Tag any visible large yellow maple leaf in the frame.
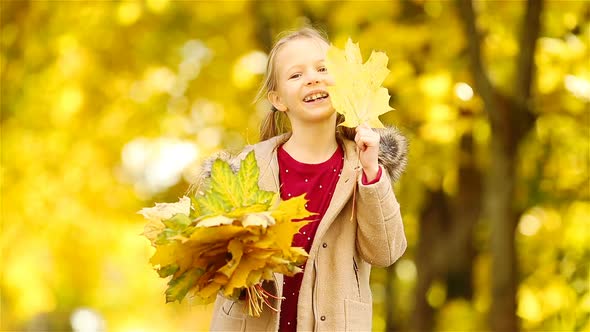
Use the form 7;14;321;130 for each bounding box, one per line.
326;38;393;128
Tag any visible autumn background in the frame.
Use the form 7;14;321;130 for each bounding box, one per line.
1;0;588;331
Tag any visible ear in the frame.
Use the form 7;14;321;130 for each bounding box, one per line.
268;91;287;112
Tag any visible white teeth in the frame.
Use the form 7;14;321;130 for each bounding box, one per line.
304;92;328;102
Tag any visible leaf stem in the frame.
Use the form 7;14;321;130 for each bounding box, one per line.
350;147;361;222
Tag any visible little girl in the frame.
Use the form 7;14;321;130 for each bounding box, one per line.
208;27;408;331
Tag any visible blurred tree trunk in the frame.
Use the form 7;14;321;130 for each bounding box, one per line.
385;264;402;332
447;133;481;301
412;189;451;332
250;1;275;51
411;133;481;332
456;1;543;331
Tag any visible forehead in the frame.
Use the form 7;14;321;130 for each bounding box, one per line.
275;37;329;71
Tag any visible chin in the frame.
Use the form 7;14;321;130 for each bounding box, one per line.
306;109;337;122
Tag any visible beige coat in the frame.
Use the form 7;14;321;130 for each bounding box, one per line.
209;133;407;331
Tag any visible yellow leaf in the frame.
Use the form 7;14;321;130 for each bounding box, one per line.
149;243;178;268
149;242;195;277
326;38;393;128
188;224;249;244
138;196;191;222
271;195;314;223
196;215;234;227
199;244;229;258
243;233;275;248
197;281;223;300
268;255;304;276
141;219;165;245
245;247;276;260
213;274;228;285
262;268;274;281
289;247;309;265
242;212;275;228
223;256;267;296
218;239;244;278
267;218;308;256
225;204;269;218
246;269;263;286
139;196;191;244
187;282;220;305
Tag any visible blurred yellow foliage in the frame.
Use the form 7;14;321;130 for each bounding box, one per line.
1;1;588;332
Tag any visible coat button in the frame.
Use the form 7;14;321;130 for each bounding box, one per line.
320;315;326;321
322;243;327;248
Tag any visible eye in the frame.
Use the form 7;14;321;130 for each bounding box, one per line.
318;67;327;73
289;73;301;79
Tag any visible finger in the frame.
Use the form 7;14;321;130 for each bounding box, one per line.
355;134;364;146
356;126;368;138
355;130;367;142
358;133;379;144
355;132;367;144
356;122;370;132
357;141;367;152
356;137;374;151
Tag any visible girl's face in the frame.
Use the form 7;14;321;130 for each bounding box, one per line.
268;37;336;126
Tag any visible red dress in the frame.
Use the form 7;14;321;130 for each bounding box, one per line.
276;143;382;331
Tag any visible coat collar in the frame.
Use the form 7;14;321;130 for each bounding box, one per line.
253;134;284;193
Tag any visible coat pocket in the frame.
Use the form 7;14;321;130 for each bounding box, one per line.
209;299;246;332
353;257;361;300
344;298;372;332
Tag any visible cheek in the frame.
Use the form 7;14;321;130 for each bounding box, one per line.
281;83;299;99
274;87;294;106
325;73;335;86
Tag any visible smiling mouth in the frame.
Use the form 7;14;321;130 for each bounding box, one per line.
303;92;329;103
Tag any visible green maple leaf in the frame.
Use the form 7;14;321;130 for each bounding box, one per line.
236;151;262;205
155;214;192;245
197;159;238;214
165;267;204;303
236;152;275;206
157;264;179;278
196;151;274;216
325;38;393;128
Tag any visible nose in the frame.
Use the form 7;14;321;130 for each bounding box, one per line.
305;71;321;86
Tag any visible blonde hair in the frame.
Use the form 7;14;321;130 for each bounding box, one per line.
256;27;356;143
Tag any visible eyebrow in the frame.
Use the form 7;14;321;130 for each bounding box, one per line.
285;64;302;74
284;59;325;75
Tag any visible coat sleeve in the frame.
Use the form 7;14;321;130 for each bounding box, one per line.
355;166;407;267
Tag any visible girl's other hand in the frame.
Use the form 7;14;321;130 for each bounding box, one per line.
354;123;380;182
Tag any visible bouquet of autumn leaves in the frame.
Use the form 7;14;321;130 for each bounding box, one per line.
139;151;313;316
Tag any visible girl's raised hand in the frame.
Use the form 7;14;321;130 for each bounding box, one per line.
354;123;380;182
